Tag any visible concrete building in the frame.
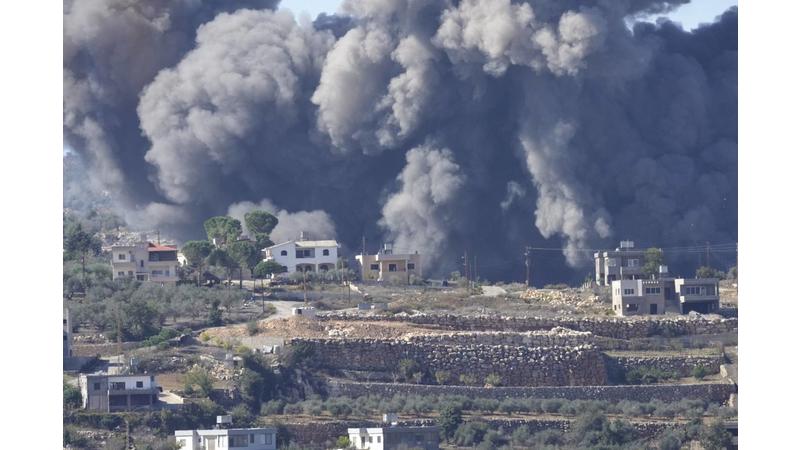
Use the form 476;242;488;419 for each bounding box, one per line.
594;241;646;286
79;374;161;412
356;243;422;285
63;308;72;359
175;428;277;450
111;237;180;284
674;277;720;314
263;235;339;274
348;422;439;450
611;279;670;316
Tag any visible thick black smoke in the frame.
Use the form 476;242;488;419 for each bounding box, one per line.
64;0;737;283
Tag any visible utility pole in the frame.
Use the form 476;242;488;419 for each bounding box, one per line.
473;254;478;284
302;269;308;305
463;250;469;286
706;241;711;267
525;247;532;287
156;229;160;245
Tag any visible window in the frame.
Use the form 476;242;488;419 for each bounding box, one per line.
265;434;273;445
136;381;143;388
118;272;125;277
407;263;415;270
117;253;126;260
128;271;133;276
650;304;658;314
110;382;125;391
165;269;170;277
645;287;661;294
626;303;639;312
370;264;379;271
151;270;163;276
230;435;248;447
623;288;635;295
280;250;288;256
368;436;373;443
250;434;255;443
322;249;329;256
685;286;701;295
607;258;617;267
140;260;144;268
377;436;381;443
627;259;639;267
388;263;397;272
93;382;101;390
136;275;146;281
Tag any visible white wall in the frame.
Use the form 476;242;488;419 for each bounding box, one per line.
265;242;338;273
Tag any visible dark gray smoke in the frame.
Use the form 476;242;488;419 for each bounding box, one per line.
64;0;737;283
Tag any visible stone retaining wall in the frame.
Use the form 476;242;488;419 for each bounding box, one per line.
291;338;607;387
606;353;725;378
404;327;595;347
318;312;737;339
326;380;736;404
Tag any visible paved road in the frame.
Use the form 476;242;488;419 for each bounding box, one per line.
261;299;304;320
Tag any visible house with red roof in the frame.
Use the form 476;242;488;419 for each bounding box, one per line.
110;236;180;284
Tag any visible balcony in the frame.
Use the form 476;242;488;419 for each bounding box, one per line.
620;266;643;275
679;294;719;303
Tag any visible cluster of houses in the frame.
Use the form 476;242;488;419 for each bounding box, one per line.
109;232;424;285
594;241;722;317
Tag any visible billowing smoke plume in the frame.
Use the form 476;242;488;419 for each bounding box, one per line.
64;0;737;282
227;199;337;245
380;143;465;265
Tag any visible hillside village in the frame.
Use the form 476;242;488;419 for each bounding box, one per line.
63;209;738;450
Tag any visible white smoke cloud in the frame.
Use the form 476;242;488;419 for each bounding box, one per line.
311;25;395;152
501;181;526;211
227;199;337;244
433;0;607;76
380;143;465;260
138;9;335;203
520;121;612;266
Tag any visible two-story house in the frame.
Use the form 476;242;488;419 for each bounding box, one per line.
356;243;422;285
348;422;439;450
111;238;180;284
263;236;339;274
674;277;720;314
175;427;277;450
79;374;161;412
594;241;646;286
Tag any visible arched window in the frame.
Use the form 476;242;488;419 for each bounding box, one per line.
280;250;287;256
322;249;329;256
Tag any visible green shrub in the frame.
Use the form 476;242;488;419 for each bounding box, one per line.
542;398;566;413
458;373;477;386
625;367;678;385
437;404;463;441
484;373;502;387
246;320;260;336
335;436;351;448
453;421;489;446
261;400;286;415
692;365;709;380
435;370;451;385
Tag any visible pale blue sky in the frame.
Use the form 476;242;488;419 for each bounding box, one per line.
279;0;738;30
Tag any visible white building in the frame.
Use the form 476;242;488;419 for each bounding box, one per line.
79;374;161;412
111;238;180;284
348;416;439;450
262;237;339;274
175;428;277;450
